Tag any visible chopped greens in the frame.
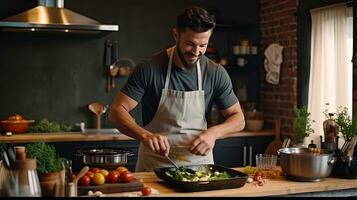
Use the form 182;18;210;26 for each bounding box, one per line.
165;167;232;182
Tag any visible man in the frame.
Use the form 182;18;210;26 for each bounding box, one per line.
109;6;245;172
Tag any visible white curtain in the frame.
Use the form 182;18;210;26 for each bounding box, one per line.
307;4;353;147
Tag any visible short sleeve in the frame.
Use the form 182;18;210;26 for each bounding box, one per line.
214;65;238;110
120;61;151;103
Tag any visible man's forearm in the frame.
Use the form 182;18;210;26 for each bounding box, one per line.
108;105;151;141
207;112;245;139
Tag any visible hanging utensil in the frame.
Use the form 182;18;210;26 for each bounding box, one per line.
105;40;112;92
88;102;107;129
110;40;119;89
109;61;119;89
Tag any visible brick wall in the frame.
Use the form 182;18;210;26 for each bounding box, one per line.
260;0;299;139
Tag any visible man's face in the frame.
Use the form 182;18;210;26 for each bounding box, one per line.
175;28;212;69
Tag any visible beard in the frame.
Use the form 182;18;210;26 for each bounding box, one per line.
176;43;202;70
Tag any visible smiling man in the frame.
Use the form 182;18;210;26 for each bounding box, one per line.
109;6;245;172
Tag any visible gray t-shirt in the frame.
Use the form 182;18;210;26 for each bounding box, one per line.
121;50;238;126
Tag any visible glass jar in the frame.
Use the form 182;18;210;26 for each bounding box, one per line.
8;158;41;197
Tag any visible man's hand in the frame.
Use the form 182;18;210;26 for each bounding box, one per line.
189;131;218;156
142;133;170;157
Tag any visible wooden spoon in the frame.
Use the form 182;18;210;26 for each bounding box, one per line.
72;166;89;197
88;102;106;129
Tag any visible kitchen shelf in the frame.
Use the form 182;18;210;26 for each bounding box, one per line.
210;21;261;109
0;129;274;143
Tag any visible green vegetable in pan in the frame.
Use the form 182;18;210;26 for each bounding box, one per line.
165;167;232;182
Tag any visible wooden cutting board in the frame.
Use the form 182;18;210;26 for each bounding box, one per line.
77;179;144;195
264;118;282;155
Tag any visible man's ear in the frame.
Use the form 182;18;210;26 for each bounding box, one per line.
172;28;179;42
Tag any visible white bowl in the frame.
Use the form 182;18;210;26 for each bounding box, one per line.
245;120;264;131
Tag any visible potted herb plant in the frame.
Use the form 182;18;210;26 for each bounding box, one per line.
332;106;357;179
335;106;357;142
293;105;315;146
26;141;65;197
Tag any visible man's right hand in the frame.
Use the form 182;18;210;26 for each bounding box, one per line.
142;133;170;157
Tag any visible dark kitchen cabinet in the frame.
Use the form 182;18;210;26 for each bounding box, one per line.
213;137;245;167
213;136;274;167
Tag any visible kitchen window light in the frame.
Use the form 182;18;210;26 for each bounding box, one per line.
307;3;353;147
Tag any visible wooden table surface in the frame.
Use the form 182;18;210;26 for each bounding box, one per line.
0;129;274;143
104;168;357;197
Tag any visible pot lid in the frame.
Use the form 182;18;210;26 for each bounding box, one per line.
78;148;130;155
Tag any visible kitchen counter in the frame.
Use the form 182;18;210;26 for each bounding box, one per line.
104;168;357;197
0;129;274;143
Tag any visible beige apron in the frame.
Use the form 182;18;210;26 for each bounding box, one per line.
135;47;214;172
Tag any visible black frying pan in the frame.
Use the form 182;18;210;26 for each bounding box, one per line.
154;164;248;192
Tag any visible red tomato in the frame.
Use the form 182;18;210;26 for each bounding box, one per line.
254;171;263;177
120;171;134;183
141;187;152;196
85;171;95;179
90;167;101;174
106;171;119;183
79;175;91;186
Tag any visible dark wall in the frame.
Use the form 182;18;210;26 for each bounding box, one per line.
0;0;259;128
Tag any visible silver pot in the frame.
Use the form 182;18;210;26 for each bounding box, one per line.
277;147;336;182
76;148;134;167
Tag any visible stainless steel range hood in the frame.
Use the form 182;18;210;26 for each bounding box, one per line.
0;0;119;34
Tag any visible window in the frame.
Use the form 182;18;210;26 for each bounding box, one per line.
307;3;353;147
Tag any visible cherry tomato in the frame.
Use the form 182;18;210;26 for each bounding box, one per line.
79;175;91;186
120;171;134;183
106;171;119;183
141;187;152;196
116;166;129;175
90;167;101;174
254;171;263;177
85;171;95;179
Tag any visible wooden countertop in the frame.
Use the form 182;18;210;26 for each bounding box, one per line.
0;129;274;143
104;168;357;197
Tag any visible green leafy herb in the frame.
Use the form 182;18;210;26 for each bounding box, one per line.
165;168;232;182
26;141;64;174
293;105;315;144
28;118;72;133
335;106;357;141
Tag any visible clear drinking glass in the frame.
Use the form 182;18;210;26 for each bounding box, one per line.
255;154;277;169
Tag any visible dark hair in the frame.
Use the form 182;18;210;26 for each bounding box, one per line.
176;6;216;33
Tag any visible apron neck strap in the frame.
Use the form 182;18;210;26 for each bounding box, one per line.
164;46;202;90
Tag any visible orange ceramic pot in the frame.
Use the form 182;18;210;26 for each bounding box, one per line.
0;120;34;134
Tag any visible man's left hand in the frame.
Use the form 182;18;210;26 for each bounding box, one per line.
189;131;217;156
